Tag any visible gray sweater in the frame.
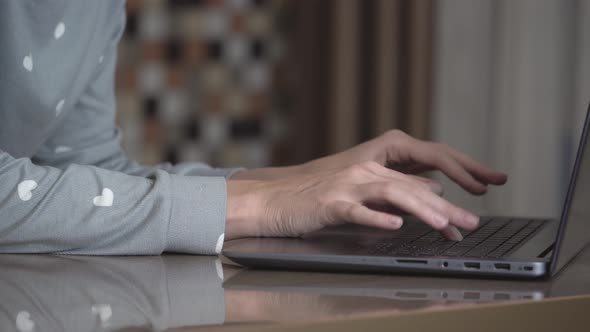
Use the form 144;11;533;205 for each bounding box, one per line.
0;1;239;255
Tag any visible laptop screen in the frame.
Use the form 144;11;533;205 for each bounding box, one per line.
551;103;590;275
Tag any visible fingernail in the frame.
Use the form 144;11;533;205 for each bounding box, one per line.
391;217;403;228
465;213;479;226
446;227;463;241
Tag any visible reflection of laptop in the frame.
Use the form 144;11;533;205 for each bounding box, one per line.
224;103;590;279
224;269;547;304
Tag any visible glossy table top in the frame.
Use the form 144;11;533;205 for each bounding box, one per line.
1;244;589;332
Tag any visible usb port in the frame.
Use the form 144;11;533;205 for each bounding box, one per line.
494;263;511;270
464;262;480;269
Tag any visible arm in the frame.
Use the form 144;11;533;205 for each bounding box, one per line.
0;4;226;255
0;149;226;255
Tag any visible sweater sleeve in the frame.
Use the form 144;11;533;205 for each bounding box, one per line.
0;149;227;255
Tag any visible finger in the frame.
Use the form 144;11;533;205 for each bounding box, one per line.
411;185;480;230
412;142;488;195
329;201;404;230
439;225;464;241
443;147;508;185
407;175;443;196
361;163;443;195
359;182;450;230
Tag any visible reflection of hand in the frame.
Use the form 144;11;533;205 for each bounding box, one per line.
226;131;507;241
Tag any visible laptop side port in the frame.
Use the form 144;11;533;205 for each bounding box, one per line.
397;259;427;264
494;263;511;270
464;262;481;269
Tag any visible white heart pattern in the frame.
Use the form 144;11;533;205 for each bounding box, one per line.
215;233;224;254
18;180;38;201
54;22;65;39
93;188;114;207
16;311;35;332
23;54;33;71
55;99;65;116
91;304;112;324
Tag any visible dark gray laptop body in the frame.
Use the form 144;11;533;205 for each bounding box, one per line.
223;103;590;279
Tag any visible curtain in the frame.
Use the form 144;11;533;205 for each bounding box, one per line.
280;0;434;164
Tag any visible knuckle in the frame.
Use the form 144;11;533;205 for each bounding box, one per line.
346;205;359;219
361;160;380;169
426;209;448;229
357;160;373;170
381;182;399;197
455;208;472;222
346;163;372;177
401;193;421;210
385;129;407;139
344;164;363;176
430;215;448;230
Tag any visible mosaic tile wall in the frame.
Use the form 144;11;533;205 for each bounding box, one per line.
115;0;286;168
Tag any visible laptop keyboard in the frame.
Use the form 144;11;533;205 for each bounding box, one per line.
368;218;545;258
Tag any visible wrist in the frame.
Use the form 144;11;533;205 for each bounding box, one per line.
229;165;304;180
225;180;265;240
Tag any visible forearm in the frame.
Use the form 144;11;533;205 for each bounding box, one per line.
0;150;226;255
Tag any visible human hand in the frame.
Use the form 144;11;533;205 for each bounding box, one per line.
226;130;507;241
225;161;481;241
302;130;507;195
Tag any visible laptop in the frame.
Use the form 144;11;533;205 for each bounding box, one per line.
223;103;590;279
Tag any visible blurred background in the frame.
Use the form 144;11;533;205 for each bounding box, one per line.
115;0;590;218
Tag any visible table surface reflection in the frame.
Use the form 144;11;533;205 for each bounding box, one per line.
1;245;589;332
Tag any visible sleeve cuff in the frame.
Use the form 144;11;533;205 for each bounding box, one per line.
166;175;227;254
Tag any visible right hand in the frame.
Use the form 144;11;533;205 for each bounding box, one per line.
225;161;479;241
